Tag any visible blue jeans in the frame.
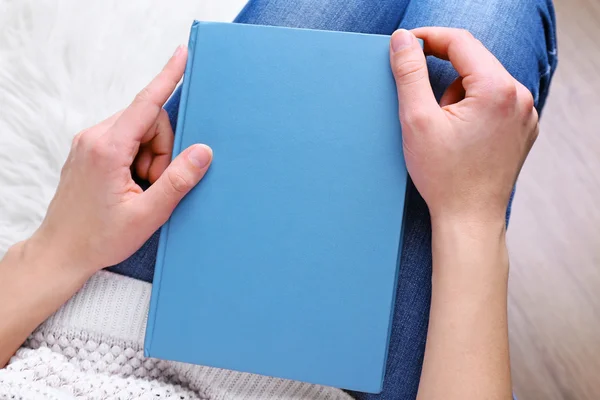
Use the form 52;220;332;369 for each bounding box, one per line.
108;0;557;398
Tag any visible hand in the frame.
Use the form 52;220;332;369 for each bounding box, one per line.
28;46;212;276
389;28;529;400
389;28;538;224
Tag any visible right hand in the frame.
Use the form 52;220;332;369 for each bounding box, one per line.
389;28;539;224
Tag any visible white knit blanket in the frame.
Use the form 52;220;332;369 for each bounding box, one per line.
0;271;350;399
0;0;246;255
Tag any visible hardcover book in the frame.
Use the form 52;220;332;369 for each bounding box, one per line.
145;21;408;393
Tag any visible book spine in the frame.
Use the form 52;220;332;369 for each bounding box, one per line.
378;174;409;390
144;20;201;356
377;39;423;389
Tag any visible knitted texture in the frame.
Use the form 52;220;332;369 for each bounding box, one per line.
0;271;352;400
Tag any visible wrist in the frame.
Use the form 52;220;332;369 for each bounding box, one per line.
0;237;91;367
20;230;95;286
430;212;508;273
431;212;507;241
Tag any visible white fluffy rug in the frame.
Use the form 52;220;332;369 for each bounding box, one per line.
0;0;246;255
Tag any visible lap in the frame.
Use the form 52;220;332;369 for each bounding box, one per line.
234;0;410;34
400;0;558;110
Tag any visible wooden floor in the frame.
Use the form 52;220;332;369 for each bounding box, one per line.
507;0;600;399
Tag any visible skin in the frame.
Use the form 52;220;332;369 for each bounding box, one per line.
0;27;538;400
390;28;537;400
0;46;213;367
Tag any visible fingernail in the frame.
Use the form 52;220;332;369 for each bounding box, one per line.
391;29;414;52
173;45;185;57
188;144;212;168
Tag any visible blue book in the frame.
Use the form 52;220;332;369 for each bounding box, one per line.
145;21;408;393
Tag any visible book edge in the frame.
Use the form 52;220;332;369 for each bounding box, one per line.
198;20;393;39
374;175;409;393
375;39;423;393
144;20;200;357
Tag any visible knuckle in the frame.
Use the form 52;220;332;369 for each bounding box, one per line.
393;58;427;85
134;87;152;104
72;131;85;146
74;129;93;148
71;132;83;147
520;90;536;114
458;29;475;41
531;107;540;124
88;141;106;159
495;79;518;105
88;138;114;162
167;168;191;194
402;108;430;132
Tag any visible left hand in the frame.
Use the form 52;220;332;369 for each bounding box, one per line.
389;28;538;225
28;45;213;276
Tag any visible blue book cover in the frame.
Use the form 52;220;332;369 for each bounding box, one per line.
145;21;408;393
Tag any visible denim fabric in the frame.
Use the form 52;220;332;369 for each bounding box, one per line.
108;0;557;398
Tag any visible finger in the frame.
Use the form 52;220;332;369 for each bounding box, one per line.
110;46;187;145
134;108;175;181
141;109;174;183
515;81;536;117
411;27;509;94
389;29;441;129
135;144;212;230
134;145;153;181
439;77;466;108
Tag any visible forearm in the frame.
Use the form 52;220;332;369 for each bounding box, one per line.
417;216;512;400
0;237;90;368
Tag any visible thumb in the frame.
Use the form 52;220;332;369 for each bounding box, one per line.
389;29;440;128
138;144;213;228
